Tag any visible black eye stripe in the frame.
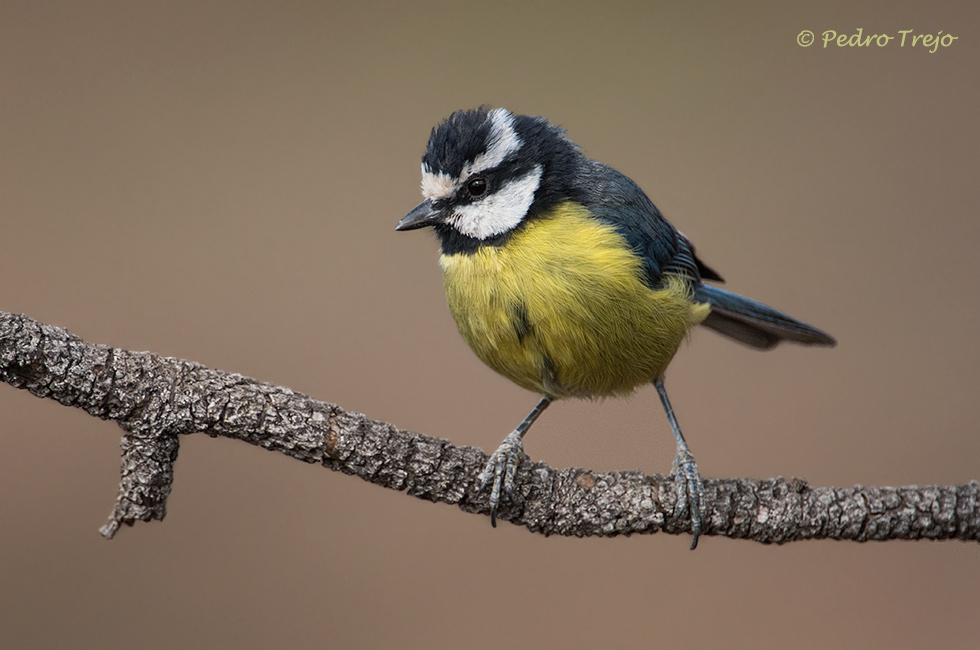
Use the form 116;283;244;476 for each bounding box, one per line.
444;159;537;206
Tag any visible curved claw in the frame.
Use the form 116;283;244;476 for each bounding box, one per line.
670;448;706;550
477;430;526;527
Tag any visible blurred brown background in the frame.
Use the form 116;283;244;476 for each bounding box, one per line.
2;1;978;648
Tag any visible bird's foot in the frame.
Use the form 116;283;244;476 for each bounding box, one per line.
477;430;527;527
670;447;706;550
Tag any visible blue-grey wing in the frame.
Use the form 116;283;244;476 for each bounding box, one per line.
575;159;722;287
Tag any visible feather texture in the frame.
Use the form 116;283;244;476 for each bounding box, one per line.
440;201;709;399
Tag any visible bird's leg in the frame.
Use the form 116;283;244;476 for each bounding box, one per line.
654;377;705;550
478;396;552;527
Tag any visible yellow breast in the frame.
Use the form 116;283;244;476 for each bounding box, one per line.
439;202;709;399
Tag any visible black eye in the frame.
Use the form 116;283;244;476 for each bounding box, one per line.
467;177;488;197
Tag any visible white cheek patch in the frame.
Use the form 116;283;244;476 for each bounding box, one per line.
448;165;542;240
420;164;457;201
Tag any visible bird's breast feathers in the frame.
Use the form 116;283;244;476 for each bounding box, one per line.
439;201;710;398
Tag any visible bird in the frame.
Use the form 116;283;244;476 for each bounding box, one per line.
396;107;835;548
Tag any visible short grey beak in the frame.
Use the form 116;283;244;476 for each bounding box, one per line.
396;200;443;231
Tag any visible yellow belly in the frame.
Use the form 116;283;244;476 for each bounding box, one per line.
439;202;710;399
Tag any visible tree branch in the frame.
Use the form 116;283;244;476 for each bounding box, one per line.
2;311;977;544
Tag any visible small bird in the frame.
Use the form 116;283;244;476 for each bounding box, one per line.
397;107;835;548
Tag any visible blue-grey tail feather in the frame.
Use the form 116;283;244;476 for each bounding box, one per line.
693;285;836;349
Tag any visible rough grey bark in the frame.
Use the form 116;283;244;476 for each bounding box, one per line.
1;311;977;544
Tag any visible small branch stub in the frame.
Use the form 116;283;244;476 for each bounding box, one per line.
100;430;180;539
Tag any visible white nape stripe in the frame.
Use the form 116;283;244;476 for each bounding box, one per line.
448;165;542;240
420;163;456;201
466;108;522;176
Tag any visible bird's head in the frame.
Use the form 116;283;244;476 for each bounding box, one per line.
397;107;579;251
